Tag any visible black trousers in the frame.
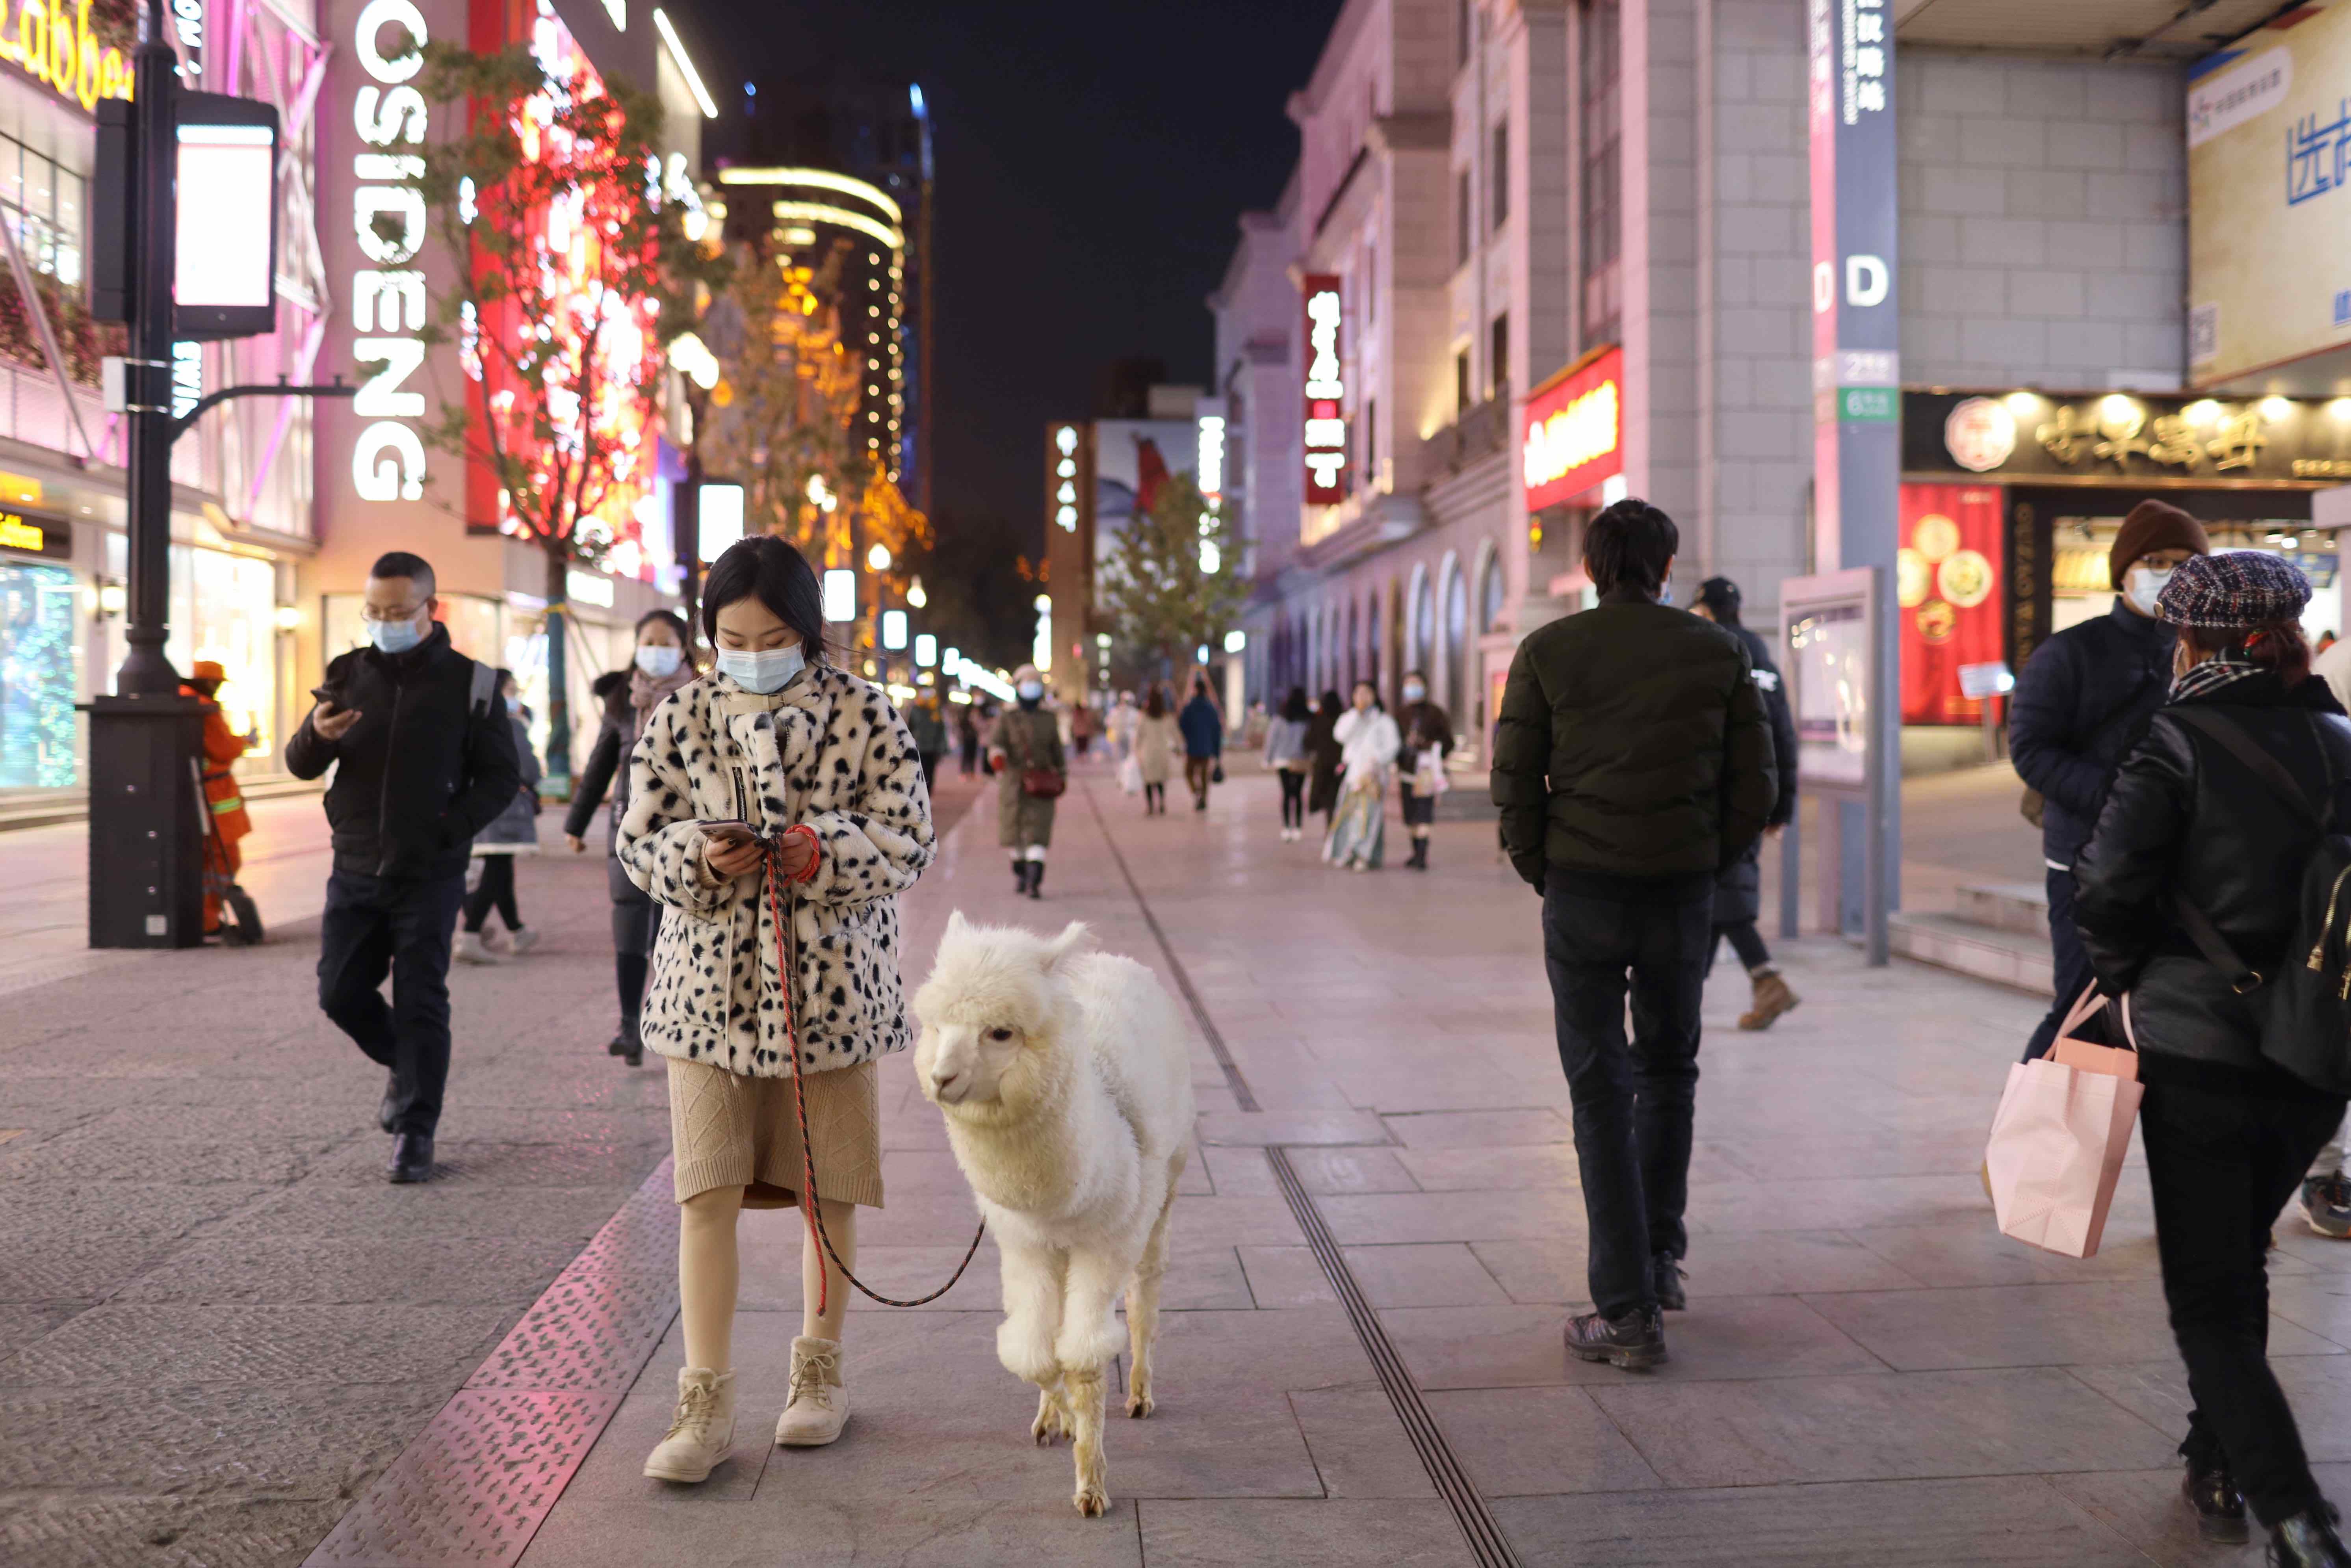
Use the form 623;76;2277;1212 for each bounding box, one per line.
2026;866;2098;1061
1541;881;1710;1319
319;870;466;1137
1707;921;1771;975
920;750;942;791
461;855;520;932
2141;1066;2345;1525
1277;768;1306;827
959;737;979;776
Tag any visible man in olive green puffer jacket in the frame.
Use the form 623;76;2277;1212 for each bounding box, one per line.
1489;497;1777;1374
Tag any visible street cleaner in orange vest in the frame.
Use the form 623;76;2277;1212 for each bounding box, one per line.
183;660;256;936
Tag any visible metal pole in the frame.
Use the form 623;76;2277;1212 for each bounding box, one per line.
119;0;180;699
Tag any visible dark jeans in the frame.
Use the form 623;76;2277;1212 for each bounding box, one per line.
1278;768;1305;827
461;856;520;933
319;869;466;1137
1541;881;1710;1319
612;886;659;1048
1707;921;1771;976
2140;1067;2347;1525
920;750;942;791
2026;866;2097;1061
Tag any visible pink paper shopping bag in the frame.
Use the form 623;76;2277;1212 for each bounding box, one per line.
1985;987;2143;1258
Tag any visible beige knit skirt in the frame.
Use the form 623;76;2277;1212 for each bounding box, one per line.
667;1055;886;1210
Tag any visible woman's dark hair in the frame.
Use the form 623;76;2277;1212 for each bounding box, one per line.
2182;621;2313;686
1584;497;1679;597
635;607;695;654
1283;686;1311;723
699;536;827;660
1353;678;1385;712
1319;688;1344;715
1145;686;1168;719
494;666;517;691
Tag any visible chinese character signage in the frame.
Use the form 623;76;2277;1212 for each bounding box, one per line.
1301;274;1346;506
1807;0;1899;572
1520;345;1623;512
1903;389;2349;482
2190;5;2351;383
1898;484;2002;725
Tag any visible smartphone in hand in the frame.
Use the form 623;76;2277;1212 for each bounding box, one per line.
698;819;768;851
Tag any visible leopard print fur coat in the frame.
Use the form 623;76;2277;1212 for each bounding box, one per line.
617;662;936;1077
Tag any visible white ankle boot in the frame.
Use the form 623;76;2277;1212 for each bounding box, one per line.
454;931;504;966
774;1335;850;1447
643;1367;737;1482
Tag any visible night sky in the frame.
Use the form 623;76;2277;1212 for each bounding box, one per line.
667;0;1342;548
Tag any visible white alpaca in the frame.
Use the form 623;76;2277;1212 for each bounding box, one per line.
912;912;1195;1517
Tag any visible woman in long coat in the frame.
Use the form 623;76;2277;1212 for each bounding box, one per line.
1134;685;1180;814
618;536;935;1482
988;662;1065;898
1305;688;1346;828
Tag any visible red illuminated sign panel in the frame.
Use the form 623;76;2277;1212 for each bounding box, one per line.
1302;274;1345;505
1520;345;1624;512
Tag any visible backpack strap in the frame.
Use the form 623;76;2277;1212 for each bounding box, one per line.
468;659;496;719
2171;706;2326;825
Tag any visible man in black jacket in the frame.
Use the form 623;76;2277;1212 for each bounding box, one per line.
1491;499;1777;1371
286;552;521;1182
1692;576;1801;1029
2009;498;2208;1060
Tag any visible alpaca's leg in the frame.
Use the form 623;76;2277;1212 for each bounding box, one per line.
1064;1362;1111;1516
996;1240;1067;1387
1031;1377;1073;1446
678;1185;745;1372
1053;1248;1130;1374
1124;1182;1180;1418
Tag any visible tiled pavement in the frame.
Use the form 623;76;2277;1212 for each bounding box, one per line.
10;756;2351;1564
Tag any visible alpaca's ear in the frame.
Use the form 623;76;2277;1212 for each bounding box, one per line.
1040;921;1091;972
943;909;971;942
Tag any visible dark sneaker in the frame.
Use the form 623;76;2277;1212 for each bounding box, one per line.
1652;1252;1688;1312
2271;1505;2351;1567
1564;1307;1666;1371
387;1132;435;1184
2303;1172;2351;1240
2182;1453;2249;1544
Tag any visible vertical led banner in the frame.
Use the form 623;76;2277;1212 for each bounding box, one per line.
1302;275;1345;505
344;0;434;507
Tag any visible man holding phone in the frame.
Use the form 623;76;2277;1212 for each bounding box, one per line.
285;552;521;1183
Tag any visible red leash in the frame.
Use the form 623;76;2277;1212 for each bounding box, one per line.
763;834;986;1312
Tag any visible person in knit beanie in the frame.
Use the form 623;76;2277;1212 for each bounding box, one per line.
2008;499;2210;1065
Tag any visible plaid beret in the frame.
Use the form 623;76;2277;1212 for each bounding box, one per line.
2154;550;2312;630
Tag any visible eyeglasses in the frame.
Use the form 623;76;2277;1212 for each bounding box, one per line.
359;602;427;623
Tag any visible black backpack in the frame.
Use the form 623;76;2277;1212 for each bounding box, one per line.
2169;706;2351;1094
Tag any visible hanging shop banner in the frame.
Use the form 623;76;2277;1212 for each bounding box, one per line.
1301;273;1346;506
2188;4;2351;384
1898;483;2003;725
1903;388;2351;483
1520;345;1623;513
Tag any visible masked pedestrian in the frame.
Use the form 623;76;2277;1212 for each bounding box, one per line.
2074;551;2351;1564
2010;499;2209;1061
1395;670;1452;871
456;669;542;964
565;610;698;1066
1324;681;1398;870
620;534;935;1479
1690;577;1801;1029
285;552;521;1184
1491;499;1776;1371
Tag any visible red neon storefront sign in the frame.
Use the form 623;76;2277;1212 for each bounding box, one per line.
1520;345;1624;512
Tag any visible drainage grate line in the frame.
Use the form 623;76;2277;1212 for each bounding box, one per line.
1078;775;1258;1112
1265;1146;1524;1568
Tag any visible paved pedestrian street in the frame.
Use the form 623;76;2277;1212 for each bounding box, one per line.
6;763;2348;1565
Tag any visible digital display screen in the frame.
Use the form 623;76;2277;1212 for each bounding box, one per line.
175;124;275;308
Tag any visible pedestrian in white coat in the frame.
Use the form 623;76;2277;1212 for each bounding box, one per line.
1322;681;1400;870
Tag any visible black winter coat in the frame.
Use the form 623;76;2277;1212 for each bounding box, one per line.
2074;671;2350;1073
1491;590;1777;897
566;680;652;906
1712;621;1799;926
2009;600;2178;867
284;624;522;881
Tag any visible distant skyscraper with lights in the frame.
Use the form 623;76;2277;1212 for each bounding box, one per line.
708;73;934;512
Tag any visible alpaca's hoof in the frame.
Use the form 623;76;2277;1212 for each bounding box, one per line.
1032;1395;1072;1445
1074;1482;1110;1517
1126;1392;1154;1418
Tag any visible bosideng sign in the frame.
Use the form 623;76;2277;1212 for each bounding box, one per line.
347;0;432;506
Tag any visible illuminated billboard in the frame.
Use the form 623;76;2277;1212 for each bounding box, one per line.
1520;346;1623;512
1301;274;1345;506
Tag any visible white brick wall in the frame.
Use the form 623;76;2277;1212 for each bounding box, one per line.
1899;52;2186;391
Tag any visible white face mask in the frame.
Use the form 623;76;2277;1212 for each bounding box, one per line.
367;612;425;654
1017;680;1044;702
635;643;683;678
2126;565;2173;616
1404;682;1426;703
716;644;804;695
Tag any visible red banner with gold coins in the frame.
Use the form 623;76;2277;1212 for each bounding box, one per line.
1898;483;2004;724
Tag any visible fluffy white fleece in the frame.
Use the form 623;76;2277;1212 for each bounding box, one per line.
912;912;1196;1517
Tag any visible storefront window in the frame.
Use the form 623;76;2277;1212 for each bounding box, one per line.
0;557;79;786
2049;518;2338;642
1578;0;1622;353
189;550;279;758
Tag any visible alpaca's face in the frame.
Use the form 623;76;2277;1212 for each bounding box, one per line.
913;914;1087;1112
916;1016;1030;1107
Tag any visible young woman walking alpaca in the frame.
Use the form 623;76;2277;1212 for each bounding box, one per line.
618;535;936;1481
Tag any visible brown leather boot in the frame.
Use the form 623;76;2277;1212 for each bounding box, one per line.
1738;969;1799;1031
